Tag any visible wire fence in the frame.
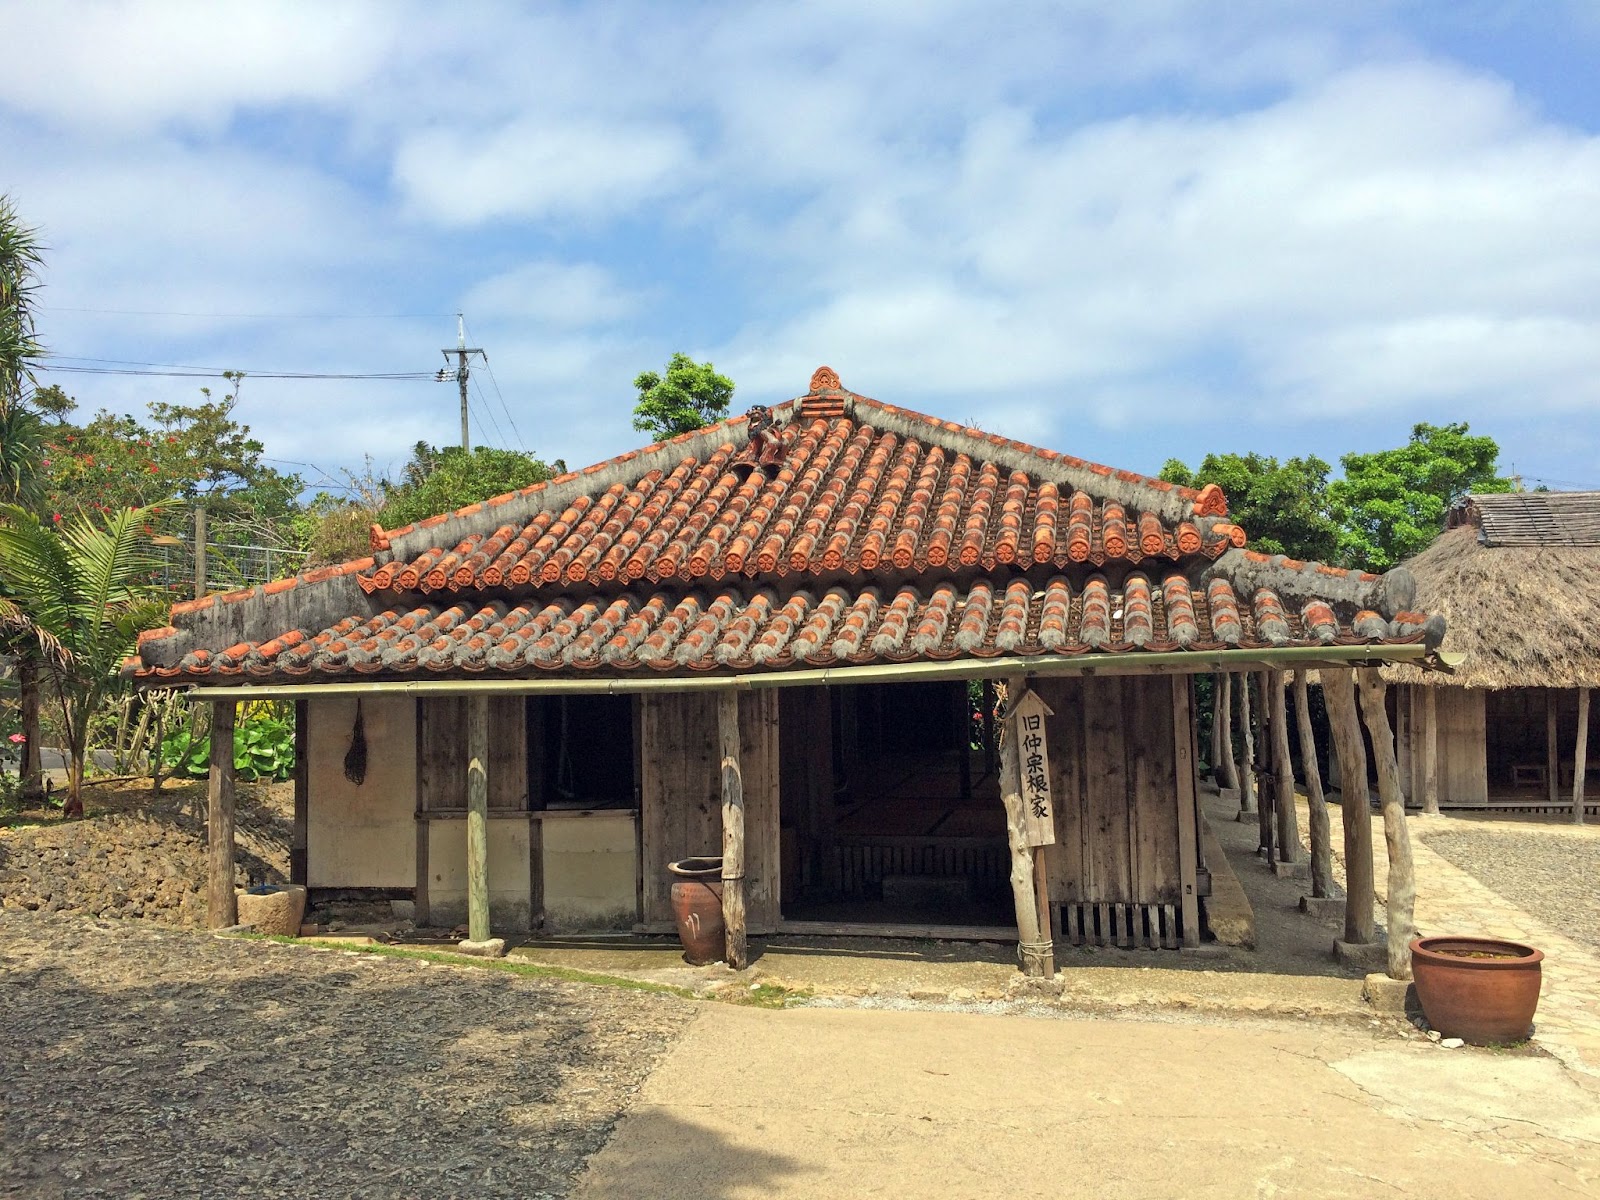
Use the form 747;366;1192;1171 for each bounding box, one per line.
149;540;309;597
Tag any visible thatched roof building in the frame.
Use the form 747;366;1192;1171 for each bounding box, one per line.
1387;492;1600;689
1385;492;1600;815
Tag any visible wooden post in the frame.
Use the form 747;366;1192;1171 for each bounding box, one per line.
1547;690;1560;807
1421;686;1440;816
1323;670;1375;946
1238;672;1257;816
206;698;238;929
1253;673;1272;857
1358;670;1416;980
466;693;491;943
291;699;308;886
1216;672;1240;794
719;690;748;970
1575;688;1590;826
1271;671;1299;864
997;706;1048;975
1173;677;1203;947
1293;673;1332;897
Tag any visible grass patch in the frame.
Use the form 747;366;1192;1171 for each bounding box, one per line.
220;931;817;1008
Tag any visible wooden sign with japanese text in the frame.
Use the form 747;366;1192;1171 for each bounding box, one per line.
1009;688;1056;847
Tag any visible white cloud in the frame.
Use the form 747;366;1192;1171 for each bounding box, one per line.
0;0;398;133
460;261;641;327
393;118;692;225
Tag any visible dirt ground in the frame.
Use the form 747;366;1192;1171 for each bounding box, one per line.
0;910;694;1200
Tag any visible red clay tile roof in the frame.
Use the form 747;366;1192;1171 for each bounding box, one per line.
132;368;1444;684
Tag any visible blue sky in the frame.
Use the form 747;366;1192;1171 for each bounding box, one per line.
3;1;1598;498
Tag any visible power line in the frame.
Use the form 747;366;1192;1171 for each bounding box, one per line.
43;305;452;320
39;363;434;381
462;316;527;454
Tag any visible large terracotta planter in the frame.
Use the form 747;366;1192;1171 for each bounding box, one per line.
668;857;725;966
1410;935;1544;1045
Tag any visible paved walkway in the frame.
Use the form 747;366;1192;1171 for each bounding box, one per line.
1316;797;1600;1076
574;1003;1600;1199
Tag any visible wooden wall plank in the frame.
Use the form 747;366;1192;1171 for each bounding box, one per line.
1438;687;1489;806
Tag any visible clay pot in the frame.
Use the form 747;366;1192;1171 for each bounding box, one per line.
1410;935;1544;1045
668;857;725;966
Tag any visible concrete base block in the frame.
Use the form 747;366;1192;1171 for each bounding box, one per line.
1363;973;1417;1014
457;938;507;958
1333;938;1388;971
1234;809;1258;822
1272;860;1309;880
1298;895;1345;920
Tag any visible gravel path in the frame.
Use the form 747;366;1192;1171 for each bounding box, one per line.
0;911;696;1199
1417;822;1600;956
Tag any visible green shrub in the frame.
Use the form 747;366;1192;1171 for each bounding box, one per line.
162;710;294;782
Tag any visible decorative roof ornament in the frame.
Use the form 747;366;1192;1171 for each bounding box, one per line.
809;365;842;393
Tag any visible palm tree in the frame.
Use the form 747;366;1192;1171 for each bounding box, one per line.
0;504;167;817
0;193;45;411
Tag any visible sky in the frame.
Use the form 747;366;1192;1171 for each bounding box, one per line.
3;0;1599;499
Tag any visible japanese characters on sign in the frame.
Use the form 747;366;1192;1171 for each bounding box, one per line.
1010;689;1055;847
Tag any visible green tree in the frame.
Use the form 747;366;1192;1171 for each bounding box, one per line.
0;194;44;413
1160;452;1340;562
0;504;167;818
377;443;555;530
40;374;304;547
631;352;734;440
1328;422;1511;571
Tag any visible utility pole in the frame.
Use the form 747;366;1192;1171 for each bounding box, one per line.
194;504;207;600
438;313;487;451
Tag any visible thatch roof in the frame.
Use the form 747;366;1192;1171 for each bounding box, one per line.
1450;490;1600;547
1385;524;1600;689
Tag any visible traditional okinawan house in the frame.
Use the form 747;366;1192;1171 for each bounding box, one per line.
1385;491;1600;821
129;368;1449;969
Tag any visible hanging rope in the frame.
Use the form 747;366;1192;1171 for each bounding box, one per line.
343;699;368;785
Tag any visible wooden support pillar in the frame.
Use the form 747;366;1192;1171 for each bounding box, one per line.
1271;670;1299;864
466;693;490;943
997;711;1049;976
719;690;748;970
1421;686;1440;816
981;680;997;779
1323;669;1375;946
1575;688;1590;826
1238;672;1257;816
1294;673;1332;897
1173;677;1203;947
206;699;238;929
290;699;308;886
1547;690;1560;807
1255;672;1275;858
1215;672;1239;794
1358;670;1416;980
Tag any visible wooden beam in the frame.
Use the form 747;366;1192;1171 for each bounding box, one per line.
1323;669;1375;945
1172;677;1202;947
1358;669;1415;981
1209;672;1224;788
466;693;490;942
1575;687;1590;826
1293;672;1333;898
719;689;749;970
206;699;238;929
1271;670;1300;864
1421;686;1440;816
1547;690;1560;807
998;705;1049;975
